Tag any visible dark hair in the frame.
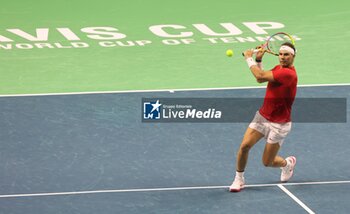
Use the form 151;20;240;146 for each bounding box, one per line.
281;42;296;54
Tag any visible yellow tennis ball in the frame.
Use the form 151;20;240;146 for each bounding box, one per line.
226;49;234;57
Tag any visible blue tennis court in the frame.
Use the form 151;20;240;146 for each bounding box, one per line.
0;85;349;213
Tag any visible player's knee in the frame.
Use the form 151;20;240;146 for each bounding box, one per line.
240;142;252;153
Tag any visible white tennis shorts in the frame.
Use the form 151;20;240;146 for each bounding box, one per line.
249;111;292;146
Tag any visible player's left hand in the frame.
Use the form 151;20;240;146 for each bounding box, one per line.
243;49;254;59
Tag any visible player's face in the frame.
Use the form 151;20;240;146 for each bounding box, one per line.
279;50;294;67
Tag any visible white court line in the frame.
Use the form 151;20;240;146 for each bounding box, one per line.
278;184;316;214
0;180;349;199
0;83;350;97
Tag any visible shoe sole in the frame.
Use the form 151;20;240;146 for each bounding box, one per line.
229;186;244;192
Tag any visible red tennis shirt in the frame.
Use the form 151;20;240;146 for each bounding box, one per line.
259;65;298;123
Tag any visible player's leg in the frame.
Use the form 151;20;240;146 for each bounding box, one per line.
262;143;296;182
230;127;264;192
264;122;296;182
262;142;285;167
237;127;264;171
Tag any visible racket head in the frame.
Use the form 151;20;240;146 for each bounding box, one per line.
266;32;295;56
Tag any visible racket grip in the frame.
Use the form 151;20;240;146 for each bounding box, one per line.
241;49;259;56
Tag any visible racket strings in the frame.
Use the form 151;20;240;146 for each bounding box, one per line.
267;34;295;55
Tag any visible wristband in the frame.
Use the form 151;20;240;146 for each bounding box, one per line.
246;57;257;68
255;59;262;62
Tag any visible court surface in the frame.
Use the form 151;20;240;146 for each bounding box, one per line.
1;0;350;213
0;85;349;213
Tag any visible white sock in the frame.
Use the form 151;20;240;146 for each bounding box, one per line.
285;159;291;168
235;171;244;179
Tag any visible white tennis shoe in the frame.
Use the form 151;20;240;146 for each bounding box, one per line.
280;156;296;182
229;177;245;192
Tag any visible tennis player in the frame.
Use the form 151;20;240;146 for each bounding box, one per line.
230;42;298;192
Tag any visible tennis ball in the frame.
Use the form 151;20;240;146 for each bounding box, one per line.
226;49;234;57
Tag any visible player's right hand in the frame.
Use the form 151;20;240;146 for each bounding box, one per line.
255;44;265;60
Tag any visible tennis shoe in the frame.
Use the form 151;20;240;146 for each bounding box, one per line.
280;156;296;182
229;177;245;192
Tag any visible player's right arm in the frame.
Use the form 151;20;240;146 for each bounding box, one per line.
255;45;265;64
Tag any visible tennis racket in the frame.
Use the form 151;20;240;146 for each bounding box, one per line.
242;32;295;56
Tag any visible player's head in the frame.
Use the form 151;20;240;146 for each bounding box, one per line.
279;42;296;67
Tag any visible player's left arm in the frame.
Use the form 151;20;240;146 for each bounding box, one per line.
249;66;274;83
243;49;274;83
